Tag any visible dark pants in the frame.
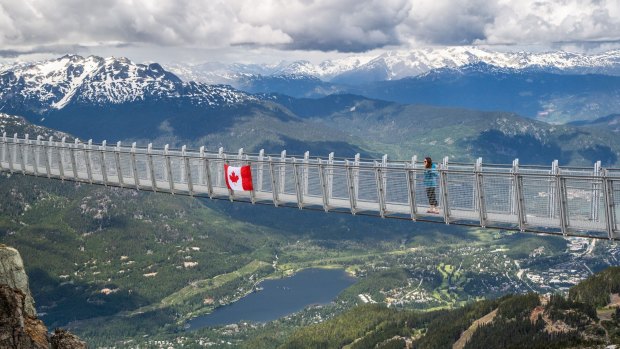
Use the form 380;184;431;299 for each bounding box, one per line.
426;187;438;206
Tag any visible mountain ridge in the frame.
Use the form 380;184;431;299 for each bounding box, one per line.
2;56;620;166
165;47;620;85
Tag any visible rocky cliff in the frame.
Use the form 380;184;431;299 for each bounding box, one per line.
0;244;86;349
0;245;37;318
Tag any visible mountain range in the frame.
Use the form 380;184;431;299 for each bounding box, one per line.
165;46;620;85
164;47;620;123
1;55;620;166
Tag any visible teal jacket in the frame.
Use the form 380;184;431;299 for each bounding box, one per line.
423;163;438;187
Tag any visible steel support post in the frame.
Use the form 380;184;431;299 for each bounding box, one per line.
509;159;518;215
34;136;42;176
354;153;360;201
16;134;26;174
23;134;30;171
183;145;193;196
147;144;157;192
557;175;570;235
203;150;214;198
514;172;527;231
381;154;388;194
549;160;559;218
58;138;66;180
318;158;329;212
303;151;310;195
602;171;617;240
0;132;5;171
37;136;45;177
592;161;602;222
198;146;205;185
115;141;124;188
374;161;386;217
406;156;418;220
36;136;44;175
279;150;286;194
164;144;174;194
475;158;488;227
8;134;15;172
293;159;303;209
69;139;78;179
131;142;140;190
269;156;279;207
511;159;520;221
257;149;264;192
15;133;28;175
27;135;39;177
6;133;14;173
473;157;480;211
4;133;10;170
327;152;334;200
440;157;451;224
217;147;224;187
85;140;93;183
180;145;186;183
345;160;357;214
100;141;108;185
44;137;52;178
225;156;235;202
247;154;256;205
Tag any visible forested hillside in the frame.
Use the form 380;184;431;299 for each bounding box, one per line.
270;268;620;349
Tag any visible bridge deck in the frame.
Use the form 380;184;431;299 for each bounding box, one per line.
1;133;619;240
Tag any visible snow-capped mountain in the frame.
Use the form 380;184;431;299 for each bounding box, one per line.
348;47;620;81
165;47;620;85
0;55;255;114
164;56;375;85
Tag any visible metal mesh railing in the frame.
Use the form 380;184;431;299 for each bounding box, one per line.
1;133;619;239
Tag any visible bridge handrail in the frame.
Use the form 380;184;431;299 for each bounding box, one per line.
2;133;619;173
1;132;619;240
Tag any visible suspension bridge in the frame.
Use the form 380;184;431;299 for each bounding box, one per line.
1;133;619;240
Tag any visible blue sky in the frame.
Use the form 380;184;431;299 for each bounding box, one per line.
1;0;619;64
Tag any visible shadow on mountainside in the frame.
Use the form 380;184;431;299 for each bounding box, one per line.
464;130;571;165
28;267;149;329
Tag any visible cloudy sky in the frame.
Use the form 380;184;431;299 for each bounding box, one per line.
1;0;620;64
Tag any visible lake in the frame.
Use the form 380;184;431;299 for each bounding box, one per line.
186;268;356;329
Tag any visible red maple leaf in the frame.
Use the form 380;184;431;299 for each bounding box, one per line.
229;171;239;183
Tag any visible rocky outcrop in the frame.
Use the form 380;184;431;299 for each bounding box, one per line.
50;329;87;349
0;244;87;349
0;244;36;317
0;284;48;349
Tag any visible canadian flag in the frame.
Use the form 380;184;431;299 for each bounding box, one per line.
224;164;254;191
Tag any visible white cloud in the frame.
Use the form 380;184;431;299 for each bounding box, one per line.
0;0;619;61
0;0;410;53
479;0;620;45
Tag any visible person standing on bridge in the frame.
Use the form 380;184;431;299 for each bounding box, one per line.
423;157;439;214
